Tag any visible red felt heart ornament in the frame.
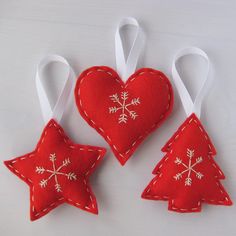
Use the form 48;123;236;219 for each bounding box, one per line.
75;66;174;165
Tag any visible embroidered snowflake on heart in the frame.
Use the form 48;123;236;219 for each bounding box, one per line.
109;91;140;124
35;153;77;192
173;148;204;186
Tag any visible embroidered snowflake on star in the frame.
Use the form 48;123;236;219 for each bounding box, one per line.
173;148;204;186
35;153;77;192
109;91;140;123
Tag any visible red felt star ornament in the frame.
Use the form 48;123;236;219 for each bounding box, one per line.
4;119;106;221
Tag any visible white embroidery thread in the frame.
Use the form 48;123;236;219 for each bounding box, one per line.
109;91;140;123
173;148;203;186
36;153;77;192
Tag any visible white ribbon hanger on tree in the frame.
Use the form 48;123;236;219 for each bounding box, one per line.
115;17;145;81
35;55;76;124
172;47;213;118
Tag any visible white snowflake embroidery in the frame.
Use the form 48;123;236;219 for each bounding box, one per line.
173;148;204;186
35;153;77;192
109;91;140;123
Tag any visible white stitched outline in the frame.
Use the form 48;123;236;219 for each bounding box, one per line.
8;121;102;219
144;116;230;211
77;68;172;159
36;153;77;193
109;91;140;124
173;148;204;186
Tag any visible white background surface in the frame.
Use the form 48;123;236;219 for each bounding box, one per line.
0;0;236;235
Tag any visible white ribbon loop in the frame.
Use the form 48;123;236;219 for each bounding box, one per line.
115;17;145;81
172;47;212;118
36;55;76;124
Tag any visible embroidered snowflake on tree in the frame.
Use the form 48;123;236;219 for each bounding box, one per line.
35;153;77;192
109;91;140;123
173;148;204;186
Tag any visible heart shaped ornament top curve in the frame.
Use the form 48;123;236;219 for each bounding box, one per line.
75;66;174;165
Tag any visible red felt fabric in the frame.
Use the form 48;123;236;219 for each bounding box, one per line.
142;113;232;212
75;66;173;165
4;119;106;221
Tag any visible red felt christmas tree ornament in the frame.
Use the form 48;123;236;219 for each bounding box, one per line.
75;17;174;165
142;47;232;212
4;55;106;221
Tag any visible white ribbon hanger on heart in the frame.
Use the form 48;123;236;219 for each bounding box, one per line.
115;17;145;81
